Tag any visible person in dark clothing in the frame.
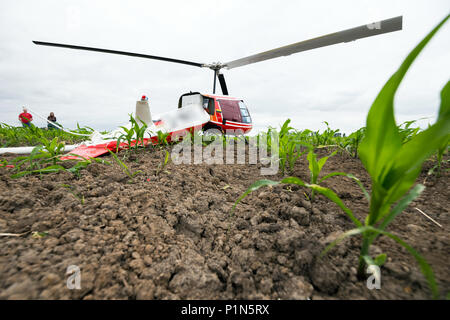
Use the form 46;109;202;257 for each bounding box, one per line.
47;112;58;130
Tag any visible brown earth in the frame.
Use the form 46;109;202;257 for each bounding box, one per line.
0;147;448;300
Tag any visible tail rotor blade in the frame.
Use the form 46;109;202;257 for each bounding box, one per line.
32;41;206;68
224;16;403;69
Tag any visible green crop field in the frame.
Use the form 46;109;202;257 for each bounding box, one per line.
0;13;448;301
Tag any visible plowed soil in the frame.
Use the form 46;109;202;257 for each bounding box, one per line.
0;147;448;299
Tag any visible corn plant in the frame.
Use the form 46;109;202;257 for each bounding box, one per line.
234;15;449;298
156;130;170;146
309;121;340;147
352;15;449;289
432;104;449;176
155;150;170;175
10;137;65;175
0;123;90;147
270;119;308;175
107;149;142;182
305;148;337;201
9;137;107;178
66;156;109;178
75;123;95;135
398;119;422;144
277;119;294;175
346;127;366;158
39;137;65;165
10;158;99;179
115;114;150;152
129;115;148;150
116;126;135;152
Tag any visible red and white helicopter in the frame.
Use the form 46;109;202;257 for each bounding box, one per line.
30;16;402;159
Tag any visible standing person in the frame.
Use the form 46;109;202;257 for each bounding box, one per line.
47;112;58;130
18;107;33;128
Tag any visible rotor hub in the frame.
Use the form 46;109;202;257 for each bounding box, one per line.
205;62;225;71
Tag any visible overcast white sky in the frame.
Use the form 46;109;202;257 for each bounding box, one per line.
0;0;449;134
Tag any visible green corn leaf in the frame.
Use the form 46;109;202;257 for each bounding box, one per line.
358;14;449;225
67;161;89;173
376;184;425;232
383;115;449;204
307;150;319;183
35;165;66;173
359;14;450;184
319;172;370;202
362;255;376;266
11;171;32;178
232;179;279;213
391;80;449;175
362;253;386;267
164;150;170;166
107;149;131;178
278;176;362;226
321;228;364;257
373;227;439;299
280;176;306;187
279;119;293;137
322;225;439;299
374;253;387;266
438;81;450;120
131;170;143;178
306;183;362;227
383;81;449;195
317;150;337;172
92;157;110;165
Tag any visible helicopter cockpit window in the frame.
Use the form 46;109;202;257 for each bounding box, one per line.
202;97;215;115
239;101;251;123
180;93;203;108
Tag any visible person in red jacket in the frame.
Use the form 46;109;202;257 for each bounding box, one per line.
19;107;33;128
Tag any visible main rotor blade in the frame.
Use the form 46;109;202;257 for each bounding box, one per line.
32;41;205;68
224;16;402;69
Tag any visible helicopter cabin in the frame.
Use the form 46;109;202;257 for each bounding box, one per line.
178;92;252;134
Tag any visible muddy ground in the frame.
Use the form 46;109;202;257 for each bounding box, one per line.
0;147;448;299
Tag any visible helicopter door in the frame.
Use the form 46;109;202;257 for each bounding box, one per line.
218;99;242;123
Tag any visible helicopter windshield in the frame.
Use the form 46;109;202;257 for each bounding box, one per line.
239;101;251;123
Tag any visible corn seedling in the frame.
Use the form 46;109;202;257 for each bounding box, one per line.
234;16;449;298
155;150;171;175
107;149;142;182
434;118;449;176
115;114;150;153
398;119;422;144
9;140;107;178
117;126;135;152
345;127;365;158
39;137;65;165
277;119;294;175
270;119;308;175
349;16;449;292
306;148;337;201
129;114;148;150
156;130;170;146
